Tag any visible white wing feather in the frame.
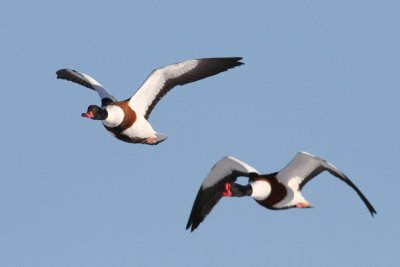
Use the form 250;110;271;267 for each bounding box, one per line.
80;72;117;102
129;59;199;117
276;151;324;187
56;69;117;103
202;156;260;189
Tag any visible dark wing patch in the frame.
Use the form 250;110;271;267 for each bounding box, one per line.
186;170;247;232
299;159;377;217
145;57;243;119
56;69;95;90
101;98;114;106
298;165;326;191
324;167;377;216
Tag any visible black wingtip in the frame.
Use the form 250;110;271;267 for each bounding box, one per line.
326;170;378;219
189;225;198;232
186;220;198;232
56;69;67;79
353;185;377;218
200;57;244;68
186;212;204;232
222;57;244;67
227;56;243;62
56;69;78;79
186;225;195;232
359;194;377;218
56;69;96;90
369;207;377;217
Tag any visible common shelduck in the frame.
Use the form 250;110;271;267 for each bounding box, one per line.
56;57;243;145
186;151;376;231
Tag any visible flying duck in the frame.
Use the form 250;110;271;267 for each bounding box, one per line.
186;151;376;231
56;57;243;145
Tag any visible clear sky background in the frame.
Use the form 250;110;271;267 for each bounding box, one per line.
0;1;398;266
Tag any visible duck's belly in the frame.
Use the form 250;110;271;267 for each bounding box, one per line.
122;117;156;139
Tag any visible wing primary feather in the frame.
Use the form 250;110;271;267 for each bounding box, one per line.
56;68;117;105
129;57;244;119
325;169;377;216
295;152;377;216
146;57;243;118
186;155;258;232
56;69;95;90
186;171;244;232
186;184;224;232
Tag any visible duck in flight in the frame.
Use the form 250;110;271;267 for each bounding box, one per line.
56;57;243;145
186;151;376;232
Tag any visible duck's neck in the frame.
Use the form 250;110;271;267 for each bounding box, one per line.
249;180;272;201
103;105;125;127
230;183;253;197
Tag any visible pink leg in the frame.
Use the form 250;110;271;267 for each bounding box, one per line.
296;203;309;208
145;137;157;144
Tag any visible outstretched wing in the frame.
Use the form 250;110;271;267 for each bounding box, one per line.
129;57;243;119
56;69;117;106
186;156;259;232
276;151;376;216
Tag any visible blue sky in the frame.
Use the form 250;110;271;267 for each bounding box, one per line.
0;1;398;266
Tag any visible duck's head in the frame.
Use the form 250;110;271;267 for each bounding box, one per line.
81;105;108;120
